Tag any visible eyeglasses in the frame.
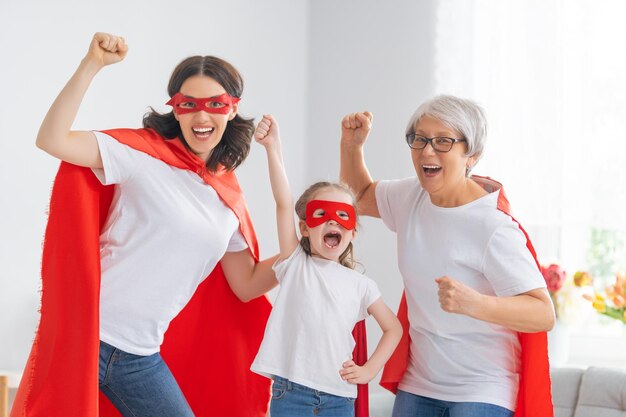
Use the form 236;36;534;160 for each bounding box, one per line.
405;133;467;153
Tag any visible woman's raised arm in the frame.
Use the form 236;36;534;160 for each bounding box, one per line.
36;32;128;168
339;111;380;217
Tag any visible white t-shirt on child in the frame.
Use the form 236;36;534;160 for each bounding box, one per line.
376;177;547;411
92;132;248;356
251;244;381;398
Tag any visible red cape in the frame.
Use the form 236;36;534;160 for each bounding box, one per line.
379;176;554;417
12;128;370;417
11;129;272;417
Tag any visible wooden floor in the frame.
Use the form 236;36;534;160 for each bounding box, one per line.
0;375;8;417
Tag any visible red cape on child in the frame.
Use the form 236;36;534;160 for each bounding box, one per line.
11;128;370;417
379;176;554;417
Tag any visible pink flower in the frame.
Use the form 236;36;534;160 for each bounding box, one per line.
541;263;567;294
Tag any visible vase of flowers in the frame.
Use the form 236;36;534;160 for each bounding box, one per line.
540;264;594;366
541;263;569;366
541;263;566;305
585;272;626;324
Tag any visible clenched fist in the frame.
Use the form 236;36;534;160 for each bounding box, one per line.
254;114;281;151
87;32;128;68
341;111;373;148
435;276;483;317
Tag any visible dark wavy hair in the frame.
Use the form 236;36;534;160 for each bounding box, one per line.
143;56;254;172
294;181;358;269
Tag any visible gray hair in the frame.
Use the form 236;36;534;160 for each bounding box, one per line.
406;95;488;173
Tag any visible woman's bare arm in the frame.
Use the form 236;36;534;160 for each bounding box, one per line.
36;32;128;168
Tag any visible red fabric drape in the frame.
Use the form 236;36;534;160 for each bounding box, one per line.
352;320;369;417
11;129;272;417
379;175;553;417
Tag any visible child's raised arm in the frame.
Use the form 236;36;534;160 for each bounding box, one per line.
254;115;300;260
339;298;402;384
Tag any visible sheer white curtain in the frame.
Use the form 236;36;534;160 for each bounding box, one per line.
434;0;626;275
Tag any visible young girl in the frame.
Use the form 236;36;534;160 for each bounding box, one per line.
251;115;402;417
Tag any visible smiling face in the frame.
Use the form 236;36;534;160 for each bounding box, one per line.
411;115;478;205
173;75;238;162
299;188;356;263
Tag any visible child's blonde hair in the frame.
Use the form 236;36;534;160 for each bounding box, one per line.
294;181;358;269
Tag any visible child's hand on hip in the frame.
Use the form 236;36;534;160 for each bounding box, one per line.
339;359;376;385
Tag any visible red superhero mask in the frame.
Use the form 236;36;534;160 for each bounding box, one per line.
305;200;356;230
166;92;240;115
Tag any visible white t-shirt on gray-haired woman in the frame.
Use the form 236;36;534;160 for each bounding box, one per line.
376;176;546;412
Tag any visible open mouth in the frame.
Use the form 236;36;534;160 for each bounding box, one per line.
192;127;215;140
422;164;442;175
324;232;342;248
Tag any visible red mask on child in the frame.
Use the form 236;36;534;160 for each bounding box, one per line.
305;200;356;230
166;92;240;115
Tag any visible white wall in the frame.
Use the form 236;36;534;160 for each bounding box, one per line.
0;0;310;371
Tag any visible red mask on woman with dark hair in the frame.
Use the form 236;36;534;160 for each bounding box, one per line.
166;92;240;115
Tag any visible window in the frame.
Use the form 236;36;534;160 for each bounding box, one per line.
435;0;626;278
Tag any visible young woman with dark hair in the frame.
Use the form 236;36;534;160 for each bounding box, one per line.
143;55;254;172
12;32;276;417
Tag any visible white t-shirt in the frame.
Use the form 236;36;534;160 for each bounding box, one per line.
92;132;248;355
250;245;381;398
376;177;546;411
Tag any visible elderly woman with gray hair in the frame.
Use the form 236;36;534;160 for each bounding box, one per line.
339;95;555;417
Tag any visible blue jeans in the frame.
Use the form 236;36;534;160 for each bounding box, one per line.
392;390;514;417
270;376;355;417
98;340;194;417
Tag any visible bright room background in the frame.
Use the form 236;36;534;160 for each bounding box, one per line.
1;0;625;406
